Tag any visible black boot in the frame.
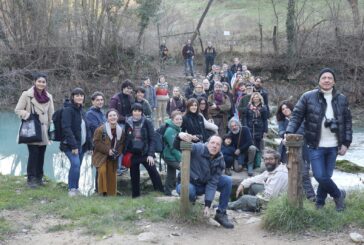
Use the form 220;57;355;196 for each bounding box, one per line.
334;189;346;212
214;210;234;229
225;168;232;176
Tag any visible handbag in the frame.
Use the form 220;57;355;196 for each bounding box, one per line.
122;152;133;168
18;104;42;144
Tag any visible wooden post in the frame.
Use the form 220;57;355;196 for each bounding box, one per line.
285;134;303;208
180;141;192;215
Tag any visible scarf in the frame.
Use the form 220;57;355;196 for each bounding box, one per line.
33;86;50;104
213;92;224;105
249;103;261;118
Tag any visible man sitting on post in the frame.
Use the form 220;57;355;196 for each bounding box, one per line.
174;133;234;229
228;148;288;212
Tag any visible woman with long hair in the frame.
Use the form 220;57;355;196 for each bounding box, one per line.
181;98;207;142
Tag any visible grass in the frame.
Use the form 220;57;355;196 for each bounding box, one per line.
0;174;183;238
336;160;364;173
262;191;364;233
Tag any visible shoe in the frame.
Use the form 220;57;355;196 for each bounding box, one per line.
334;189;346;212
27;177;39;189
36;177;45;186
225;168;232;176
315;203;324;210
307;196;316;203
214;210;234;229
247;162;254;176
68;188;80;197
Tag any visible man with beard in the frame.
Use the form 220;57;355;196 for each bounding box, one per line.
227;148;288;212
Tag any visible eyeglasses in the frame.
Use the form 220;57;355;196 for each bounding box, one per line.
196;86;203;89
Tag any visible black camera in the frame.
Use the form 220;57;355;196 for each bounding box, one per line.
108;149;120;161
324;118;338;133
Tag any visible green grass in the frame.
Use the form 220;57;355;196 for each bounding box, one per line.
336;160;364;173
0;175;181;237
262;191;364;232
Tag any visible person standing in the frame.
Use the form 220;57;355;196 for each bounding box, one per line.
109;80;135;124
166;86;186;117
182;39;195;77
155;74;170;127
15;72;54;188
286;68;352;211
204;41;216;75
135;86;153;121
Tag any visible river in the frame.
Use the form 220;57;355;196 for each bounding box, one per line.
1;111;363;194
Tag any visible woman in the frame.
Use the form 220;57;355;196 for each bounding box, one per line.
198;97;218;136
181;98;207;142
162;111;182;196
166;86;186;117
245;92;268;150
191;82;207;100
276;101;316;201
124;103;164;198
92;109;124;196
15;72;54;188
222;81;235;119
61;87;92;197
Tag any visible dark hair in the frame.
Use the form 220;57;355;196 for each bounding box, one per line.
106;108;119;119
186;98;199;114
142;77;150;82
91;91;104;101
71;87;85;104
121;79;134;91
276;101;294;122
131;103;143;112
135;86;145;94
264;147;281;161
32;71;47;81
197;97;209;118
223;134;232;140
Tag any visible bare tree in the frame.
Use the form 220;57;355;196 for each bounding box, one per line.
347;0;360;28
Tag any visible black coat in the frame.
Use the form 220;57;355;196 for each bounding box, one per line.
246;104;268;141
286;87;352;148
228;126;253;152
181;112;207;142
61;103;92;152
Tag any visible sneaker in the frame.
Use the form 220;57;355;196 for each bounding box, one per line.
315;203;324;210
334;189;346;212
214;210;234;229
225;168;232;176
68;188;80;197
247;163;254;176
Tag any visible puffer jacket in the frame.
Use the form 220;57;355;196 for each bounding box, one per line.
162;119;181;162
286;87;352;148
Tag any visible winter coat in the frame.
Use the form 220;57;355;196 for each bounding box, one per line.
208;93;232;133
60;103;92;152
182;44;195;59
166;97;186;117
181;112;207;142
162;119;181;162
135;98;152;120
86;106;106;137
254;87;270;116
184;82;195;99
143;85;157;109
237;94;251;126
204;47;216;59
15;86;54;145
221;144;236;164
228;126;253;153
124;116;155;157
155;82;170;101
246;103;268;141
109;92;135;124
286;87;352;148
92;123;124;168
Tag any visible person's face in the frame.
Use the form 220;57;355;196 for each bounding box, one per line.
214;66;221;73
207;136;222;156
189;102;198;113
224;138;232;145
255;79;262;88
132;109;142;119
230;121;240;134
73;94;84;105
136;91;145;100
187;39;191;45
242;65;247;71
123;86;133;95
239;84;246;92
246;86;253;94
192;79;198;86
252;94;261;104
34;77;47;91
92;95;104;109
264;153;278;172
222;64;228;71
199;100;206;110
319;72;335;91
173;88;180;97
195;84;203;93
234;58;239;65
222;85;229;93
172;114;183;127
208;41;212;47
214;84;223;93
281;104;292;117
107;111;118;125
203;80;210;89
159;76;166;83
144;79;150;86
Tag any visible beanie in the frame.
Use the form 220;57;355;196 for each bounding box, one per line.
318;68;336;82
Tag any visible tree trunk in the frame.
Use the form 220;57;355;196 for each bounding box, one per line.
272;25;278;55
190;0;214;43
286;0;296;58
347;0;360;28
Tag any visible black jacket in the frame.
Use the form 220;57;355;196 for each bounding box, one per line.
61;103;92;151
181;112;207;142
228;126;253;152
246;104;268;140
286;87;352;148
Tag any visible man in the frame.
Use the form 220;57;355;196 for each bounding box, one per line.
86;91;106;193
253;77;269;116
230;57;242;75
109;79;135;124
228;148;288;212
182;39;195;77
227;118;257;176
142;77;156;122
204;41;217;75
184;78;198;99
286;68;352;212
237;82;254;126
175;134;234;229
160;40;168;69
135;86;152;121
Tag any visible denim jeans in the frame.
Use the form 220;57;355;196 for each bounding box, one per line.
309;147;341;205
65;148;84;190
184;58;194;76
176;175;232;211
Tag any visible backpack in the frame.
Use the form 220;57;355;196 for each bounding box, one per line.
51;98;71;142
154;123;169;153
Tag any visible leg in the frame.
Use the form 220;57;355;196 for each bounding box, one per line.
216;175;232;211
65;149;82;190
246;145;257;175
26;145;39;182
106;161;117;196
36;145;46;181
248;183;265;196
184;59;189;76
188;58;194;76
97;164;107;194
130;155;142;198
228;195;261;212
165;161;180;195
142;160;164;193
176;183;198;202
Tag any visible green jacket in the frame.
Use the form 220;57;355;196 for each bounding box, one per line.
162;119;182;162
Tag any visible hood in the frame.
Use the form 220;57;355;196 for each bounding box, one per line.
165;118;181;131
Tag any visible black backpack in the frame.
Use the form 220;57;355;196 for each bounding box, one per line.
51;98;71;142
154;123;169;153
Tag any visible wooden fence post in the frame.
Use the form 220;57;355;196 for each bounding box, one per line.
285;134;304;208
180;141;192;215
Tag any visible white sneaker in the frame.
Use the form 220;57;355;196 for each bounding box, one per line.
68;188;79;197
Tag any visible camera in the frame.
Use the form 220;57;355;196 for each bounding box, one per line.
108;149;120;161
324;118;338;133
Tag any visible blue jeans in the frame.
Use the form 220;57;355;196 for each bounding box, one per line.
65;149;84;190
176;175;232;211
184;58;194;76
309;147;341;205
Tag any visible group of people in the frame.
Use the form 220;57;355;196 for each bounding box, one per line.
15;63;352;229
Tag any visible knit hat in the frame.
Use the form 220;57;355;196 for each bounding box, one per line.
32;72;47;81
318;68;336;82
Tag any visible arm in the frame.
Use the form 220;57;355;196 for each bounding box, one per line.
164;128;182;161
216;95;231;112
240;171;267;189
262;171;288;200
48;94;55;123
143;100;152;118
86;111;100;136
93;126;110;155
278;120;287;138
61;107;78;149
286;94;307;134
14;92;30;120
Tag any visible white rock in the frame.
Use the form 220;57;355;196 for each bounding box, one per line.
136;209;144;214
350;232;364;243
208;218;221;227
245;217;261;224
137;232;158;242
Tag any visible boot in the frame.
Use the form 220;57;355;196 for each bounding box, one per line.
233;160;243;173
247;162;254;176
27;177;39;189
334;189;346;212
225;168;232;176
214;210;234;229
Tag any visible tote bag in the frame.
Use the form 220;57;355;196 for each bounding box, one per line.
18;104;42;144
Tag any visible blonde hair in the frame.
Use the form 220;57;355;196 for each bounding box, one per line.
249;92;264;105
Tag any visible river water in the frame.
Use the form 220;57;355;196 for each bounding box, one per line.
1;111;363;194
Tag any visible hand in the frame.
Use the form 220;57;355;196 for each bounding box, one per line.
71;149;79;155
203;206;210;217
234;149;240;156
179;132;193;142
210;104;217;109
109;149;114;156
191;135;200;141
236;184;244;198
338;145;348;156
147;156;155;166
